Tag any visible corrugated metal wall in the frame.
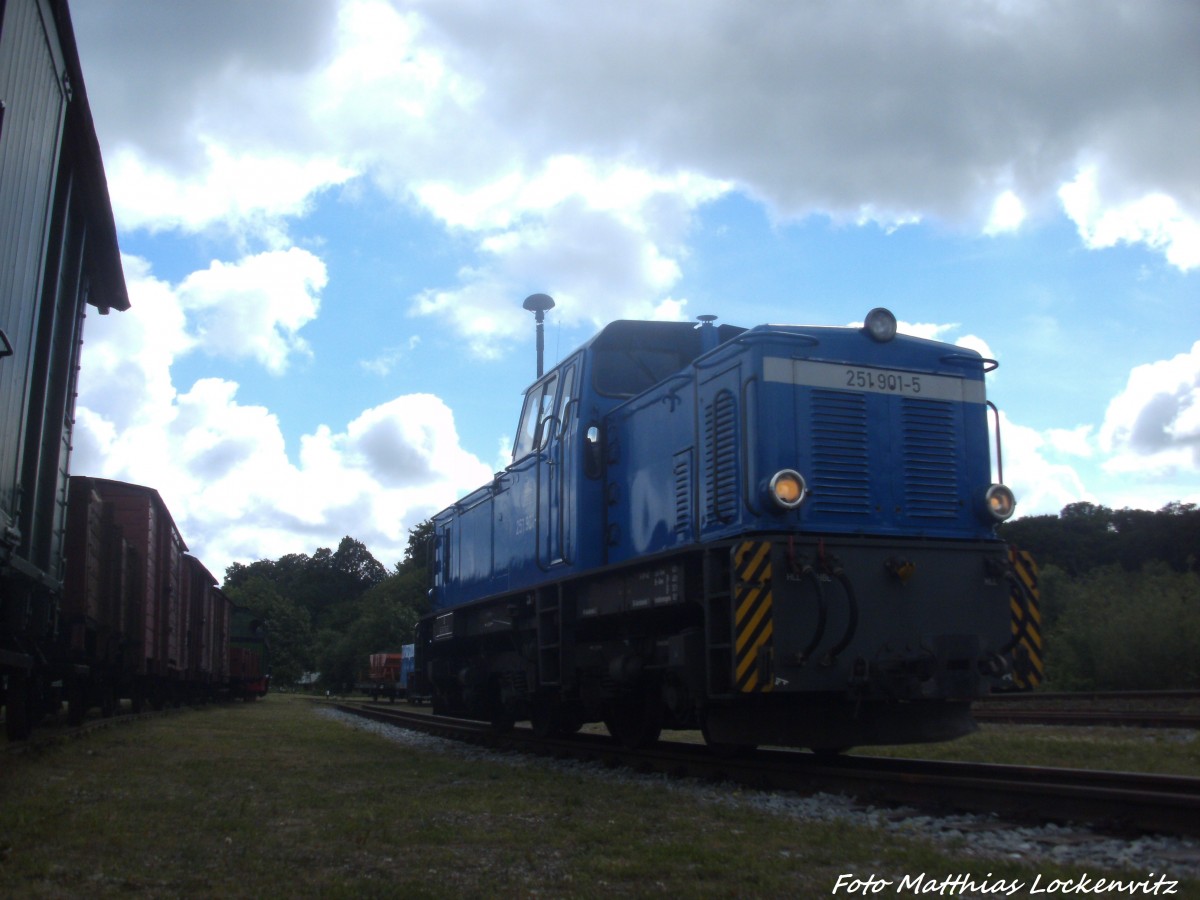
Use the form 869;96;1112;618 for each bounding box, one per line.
0;0;68;542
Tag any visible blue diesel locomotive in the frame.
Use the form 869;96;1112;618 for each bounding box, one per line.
416;306;1024;752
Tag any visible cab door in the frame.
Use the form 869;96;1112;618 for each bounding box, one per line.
537;358;578;569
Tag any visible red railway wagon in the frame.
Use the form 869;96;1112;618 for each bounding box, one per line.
359;652;406;701
62;478;134;721
75;478;187;709
182;554;231;699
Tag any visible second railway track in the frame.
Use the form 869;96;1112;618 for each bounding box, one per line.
975;689;1200;729
336;702;1200;840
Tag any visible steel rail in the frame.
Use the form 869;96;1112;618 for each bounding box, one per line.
972;709;1200;729
978;689;1200;703
2;706;182;756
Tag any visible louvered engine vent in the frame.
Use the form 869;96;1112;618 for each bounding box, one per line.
704;390;739;524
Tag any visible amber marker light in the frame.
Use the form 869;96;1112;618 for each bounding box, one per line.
769;469;807;509
984;484;1016;522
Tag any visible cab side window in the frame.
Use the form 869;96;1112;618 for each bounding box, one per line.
556;362;577;435
512;372;559;459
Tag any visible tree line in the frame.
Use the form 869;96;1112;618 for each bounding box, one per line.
1000;502;1200;690
223;524;432;691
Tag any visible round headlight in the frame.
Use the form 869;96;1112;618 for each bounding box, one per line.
984;484;1016;522
769;469;807;510
864;307;898;342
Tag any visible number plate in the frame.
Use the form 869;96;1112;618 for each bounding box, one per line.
843;366;924;395
764;357;985;404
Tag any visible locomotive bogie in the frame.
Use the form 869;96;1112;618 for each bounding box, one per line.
421;532;1011;749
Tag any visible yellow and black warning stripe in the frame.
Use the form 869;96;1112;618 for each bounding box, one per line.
1008;546;1044;689
733;540;774;692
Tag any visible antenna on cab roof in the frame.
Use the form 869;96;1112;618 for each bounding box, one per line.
523;293;555;378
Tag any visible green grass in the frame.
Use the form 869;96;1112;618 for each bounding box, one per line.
1;695;1196;898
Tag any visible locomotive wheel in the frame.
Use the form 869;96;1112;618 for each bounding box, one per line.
529;695;558;739
700;716;755;759
67;679;87;727
811;746;848;760
5;677;32;740
100;682;117;718
489;704;515;734
529;695;583;739
603;690;662;750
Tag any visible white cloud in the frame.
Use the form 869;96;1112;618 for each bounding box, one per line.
993;348;1200;520
73;0;1200;330
1060;168;1200;271
993;414;1096;518
985;190;1027;235
105;144;356;242
895;320;957;342
73;255;492;574
410;169;724;354
1045;426;1095;459
177;249;327;374
1099;341;1200;472
64;0;1200;554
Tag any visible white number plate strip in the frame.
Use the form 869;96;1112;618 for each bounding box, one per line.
763;357;985;404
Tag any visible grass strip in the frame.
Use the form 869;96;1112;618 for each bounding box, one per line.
1;694;1196;898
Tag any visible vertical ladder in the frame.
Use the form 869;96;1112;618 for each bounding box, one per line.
535;586;562;686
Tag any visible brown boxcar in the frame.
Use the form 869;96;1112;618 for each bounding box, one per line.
62;477;133;721
62;478;242;717
210;586;232;689
182;554;230;699
80;479;187;709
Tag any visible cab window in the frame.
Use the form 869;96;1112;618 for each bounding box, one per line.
512;372;559;459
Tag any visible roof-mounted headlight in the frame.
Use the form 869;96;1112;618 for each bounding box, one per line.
984;484;1016;522
768;469;807;510
864;307;897;342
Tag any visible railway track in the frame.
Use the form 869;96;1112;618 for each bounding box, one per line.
972;708;1200;728
3;703;214;757
974;689;1200;729
337;702;1200;839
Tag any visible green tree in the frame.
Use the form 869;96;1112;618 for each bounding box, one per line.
399;520;434;574
225;537;389;631
316;548;431;692
225;576;315;688
1001;501;1200;576
1045;563;1200;690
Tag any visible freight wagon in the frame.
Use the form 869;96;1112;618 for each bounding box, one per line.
1;0;130;738
358;644;417;702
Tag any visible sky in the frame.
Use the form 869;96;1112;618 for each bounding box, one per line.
67;0;1199;577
